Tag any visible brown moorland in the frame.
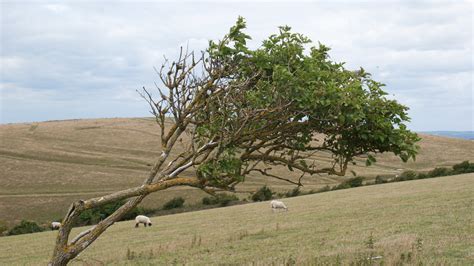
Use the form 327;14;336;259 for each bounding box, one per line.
0;118;473;226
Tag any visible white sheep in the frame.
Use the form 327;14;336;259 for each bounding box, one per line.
51;222;61;230
135;215;152;227
270;200;288;212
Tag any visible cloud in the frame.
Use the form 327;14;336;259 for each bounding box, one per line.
1;56;26;69
0;1;472;130
43;4;69;13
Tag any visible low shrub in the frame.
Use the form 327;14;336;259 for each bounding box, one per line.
122;206;151;221
285;187;301;198
334;177;364;190
202;193;239;206
347;176;364;187
163;197;185;210
8;220;44;235
452;161;474;174
80;201;121;225
275;192;286;198
251;185;273;202
396;170;418;181
217;193;239;206
78;200;152;226
333;183;349;190
417;172;428;179
428;167;451;178
375;175;390;184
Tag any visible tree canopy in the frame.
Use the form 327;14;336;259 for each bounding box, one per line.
147;16;419;189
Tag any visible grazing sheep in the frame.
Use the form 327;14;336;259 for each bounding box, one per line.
51;222;61;230
270;200;288;212
135;215;152;227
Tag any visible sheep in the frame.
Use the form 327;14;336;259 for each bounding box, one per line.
270;200;288;212
135;215;152;227
51;222;61;230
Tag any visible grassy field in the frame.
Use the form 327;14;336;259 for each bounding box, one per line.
1;118;473;226
0;173;472;265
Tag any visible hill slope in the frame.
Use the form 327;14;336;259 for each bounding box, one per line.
0;118;473;226
0;174;472;265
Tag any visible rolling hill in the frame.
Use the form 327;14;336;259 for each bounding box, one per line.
1;118;473;226
0;173;472;265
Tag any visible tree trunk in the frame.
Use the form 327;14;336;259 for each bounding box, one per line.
48;177;202;265
48;252;73;266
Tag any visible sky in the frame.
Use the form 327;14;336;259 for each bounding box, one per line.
0;0;472;131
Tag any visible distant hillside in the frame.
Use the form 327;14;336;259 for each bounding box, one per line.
1;174;473;265
1;118;473;226
420;131;474;140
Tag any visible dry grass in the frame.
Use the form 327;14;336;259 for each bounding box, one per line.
1;118;473;226
0;174;472;265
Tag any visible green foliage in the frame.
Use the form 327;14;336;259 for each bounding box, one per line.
79;200;150;226
195;17;420;190
208;16;250;62
251;185;274;202
163;197;185;210
201;197;213;205
417;172;428;179
202;193;239;206
452;161;474;174
376;161;474;185
425;161;474;178
365;154;377;167
242;23;420;165
375;175;390;184
334;177;364;190
7;220;44;235
197;152;244;190
428;167;452;178
285;187;301;197
395;170;418;181
333;183;349;190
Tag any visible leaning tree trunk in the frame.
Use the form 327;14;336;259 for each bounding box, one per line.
49;197;144;265
48;177;202;265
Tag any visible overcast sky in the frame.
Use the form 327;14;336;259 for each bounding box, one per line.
1;0;472;131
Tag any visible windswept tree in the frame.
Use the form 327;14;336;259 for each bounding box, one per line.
49;17;419;265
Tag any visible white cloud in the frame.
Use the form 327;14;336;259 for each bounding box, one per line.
1;56;26;70
0;1;472;130
0;83;56;101
44;4;69;13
